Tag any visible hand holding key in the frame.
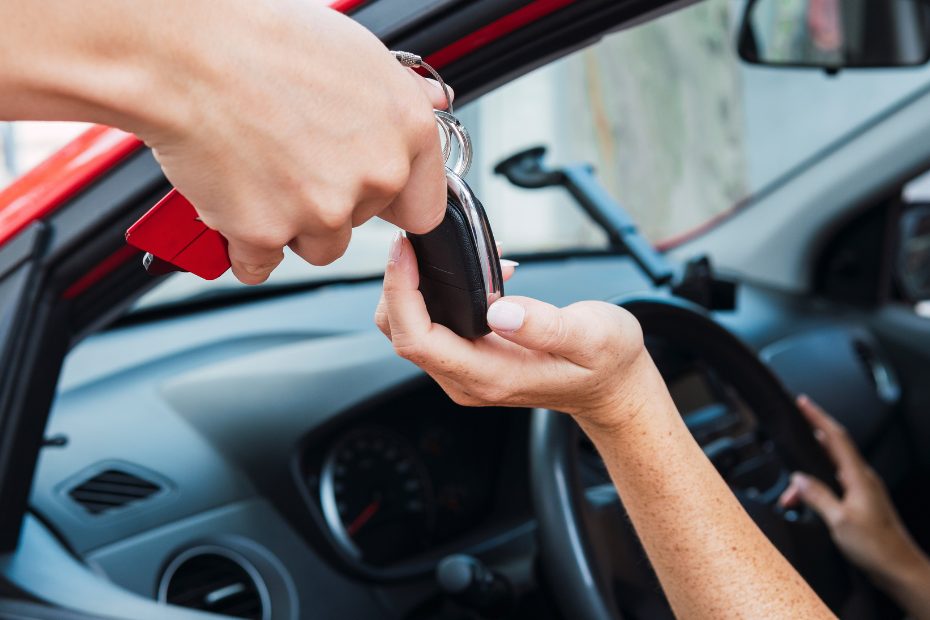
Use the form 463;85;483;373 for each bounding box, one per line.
128;49;506;341
129;6;451;284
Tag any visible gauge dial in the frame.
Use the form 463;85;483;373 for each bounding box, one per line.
320;428;435;566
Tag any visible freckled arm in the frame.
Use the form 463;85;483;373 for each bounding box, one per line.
577;356;835;619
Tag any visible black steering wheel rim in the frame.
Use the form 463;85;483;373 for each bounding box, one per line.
529;295;847;620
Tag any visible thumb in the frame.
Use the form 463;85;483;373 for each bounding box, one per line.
486;297;611;365
790;472;844;526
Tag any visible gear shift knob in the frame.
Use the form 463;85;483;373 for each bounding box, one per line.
437;554;512;618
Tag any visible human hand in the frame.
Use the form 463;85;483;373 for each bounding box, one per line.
374;234;650;429
779;396;925;582
133;2;450;284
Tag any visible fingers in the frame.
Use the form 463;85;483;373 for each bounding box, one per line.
782;472;844;526
411;70;455;110
500;259;518;282
796;395;867;484
379;133;447;234
778;479;802;508
381;233;481;372
288;224;352;266
226;239;285;285
496;244;518;282
485;297;620;366
376;241;517;339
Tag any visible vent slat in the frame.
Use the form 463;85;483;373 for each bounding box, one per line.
81;478;159;491
68;468;162;515
163;552;264;620
72;483;157;498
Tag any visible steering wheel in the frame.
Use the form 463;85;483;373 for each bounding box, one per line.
530;297;879;619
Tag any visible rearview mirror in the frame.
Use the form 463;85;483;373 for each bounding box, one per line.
898;205;930;302
738;0;930;71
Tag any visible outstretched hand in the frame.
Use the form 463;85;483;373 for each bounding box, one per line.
374;233;650;429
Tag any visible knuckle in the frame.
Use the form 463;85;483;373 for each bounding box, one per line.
475;374;519;405
538;312;571;352
392;339;426;364
313;203;352;233
447;390;476;407
235;227;292;250
237;261;278;277
831;510;851;529
294;228;352;266
363;159;410;199
233;268;271;285
304;240;349;266
404;98;436;136
601;303;643;347
477;384;508;405
373;308;389;334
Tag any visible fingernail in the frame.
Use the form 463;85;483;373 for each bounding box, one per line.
499;259;520;268
425;78;453;98
389;231;404;262
792;473;808;491
487;300;525;332
797;394;809;406
813;429;826;442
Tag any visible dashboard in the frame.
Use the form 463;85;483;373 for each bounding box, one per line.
13;255;913;620
297;383;532;578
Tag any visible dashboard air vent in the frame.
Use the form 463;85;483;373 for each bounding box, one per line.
68;468;162;515
159;549;268;620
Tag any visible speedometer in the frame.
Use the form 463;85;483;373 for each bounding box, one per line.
320;428;435;566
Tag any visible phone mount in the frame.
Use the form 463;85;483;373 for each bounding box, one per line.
494;146;736;311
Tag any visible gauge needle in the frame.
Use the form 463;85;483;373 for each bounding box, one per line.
347;498;381;536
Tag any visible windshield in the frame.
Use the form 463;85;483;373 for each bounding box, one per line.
5;0;930;309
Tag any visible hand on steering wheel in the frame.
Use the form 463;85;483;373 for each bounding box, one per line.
780;396;930;611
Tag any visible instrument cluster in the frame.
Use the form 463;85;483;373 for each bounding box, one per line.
300;382;532;574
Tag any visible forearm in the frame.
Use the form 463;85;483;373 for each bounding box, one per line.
0;0;254;134
578;353;834;619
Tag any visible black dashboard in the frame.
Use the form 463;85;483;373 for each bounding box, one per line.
14;254;913;620
297;383;532;579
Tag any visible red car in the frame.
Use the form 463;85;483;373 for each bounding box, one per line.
1;0;930;618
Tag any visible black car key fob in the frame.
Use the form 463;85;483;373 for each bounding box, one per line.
408;171;503;339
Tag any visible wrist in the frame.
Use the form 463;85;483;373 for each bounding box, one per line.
871;536;930;594
573;348;673;435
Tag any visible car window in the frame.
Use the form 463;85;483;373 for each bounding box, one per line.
6;0;930;309
0;122;89;188
463;0;930;247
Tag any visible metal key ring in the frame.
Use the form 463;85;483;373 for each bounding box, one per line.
434;110;472;178
392;51;455;115
392;51;470;176
436;116;452;164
